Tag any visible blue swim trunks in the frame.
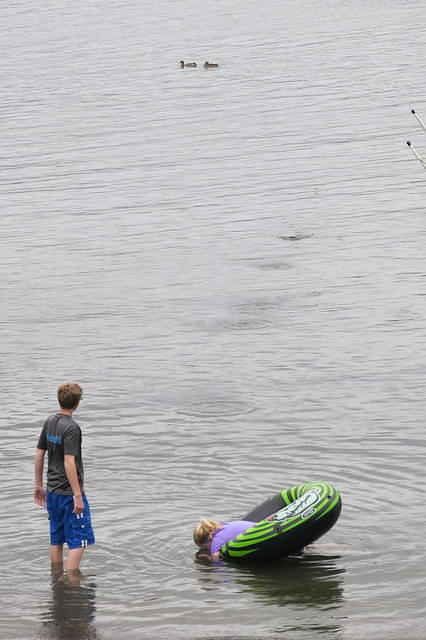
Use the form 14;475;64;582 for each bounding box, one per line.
46;492;95;549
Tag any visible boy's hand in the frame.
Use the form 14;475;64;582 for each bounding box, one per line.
73;494;84;515
34;486;46;507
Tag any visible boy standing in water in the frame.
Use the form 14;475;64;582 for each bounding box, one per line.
34;382;95;572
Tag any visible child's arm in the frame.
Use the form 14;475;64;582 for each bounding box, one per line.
34;448;46;507
64;454;84;515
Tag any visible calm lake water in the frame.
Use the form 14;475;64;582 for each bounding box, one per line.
1;1;426;638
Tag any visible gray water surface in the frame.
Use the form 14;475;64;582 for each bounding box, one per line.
1;1;426;638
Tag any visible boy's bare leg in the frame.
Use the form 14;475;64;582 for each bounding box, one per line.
66;568;84;586
66;547;85;571
50;544;64;564
51;561;64;579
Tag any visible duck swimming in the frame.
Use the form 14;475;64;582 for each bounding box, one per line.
180;61;197;68
203;61;219;68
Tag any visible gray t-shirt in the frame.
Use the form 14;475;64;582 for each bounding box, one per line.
37;413;84;495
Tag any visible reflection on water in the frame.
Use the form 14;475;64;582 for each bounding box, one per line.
37;567;99;640
195;549;345;635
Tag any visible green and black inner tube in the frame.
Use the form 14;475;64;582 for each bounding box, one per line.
220;482;342;563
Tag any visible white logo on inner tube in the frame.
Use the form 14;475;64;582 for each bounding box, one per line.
267;490;321;524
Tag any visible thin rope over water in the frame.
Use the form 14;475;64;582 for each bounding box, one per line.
406;108;426;170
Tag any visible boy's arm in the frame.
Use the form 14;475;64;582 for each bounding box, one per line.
64;454;84;514
34;448;46;507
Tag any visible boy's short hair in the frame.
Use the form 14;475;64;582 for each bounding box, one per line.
57;382;83;409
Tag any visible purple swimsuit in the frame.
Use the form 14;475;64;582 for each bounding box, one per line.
210;520;256;553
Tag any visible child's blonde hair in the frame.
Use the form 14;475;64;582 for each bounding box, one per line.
193;519;221;548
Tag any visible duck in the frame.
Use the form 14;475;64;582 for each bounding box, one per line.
180;61;197;68
203;61;219;68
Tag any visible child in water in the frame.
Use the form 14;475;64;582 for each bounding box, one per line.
34;382;95;574
193;518;256;561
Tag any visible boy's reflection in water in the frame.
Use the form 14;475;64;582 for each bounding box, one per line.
37;563;99;640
